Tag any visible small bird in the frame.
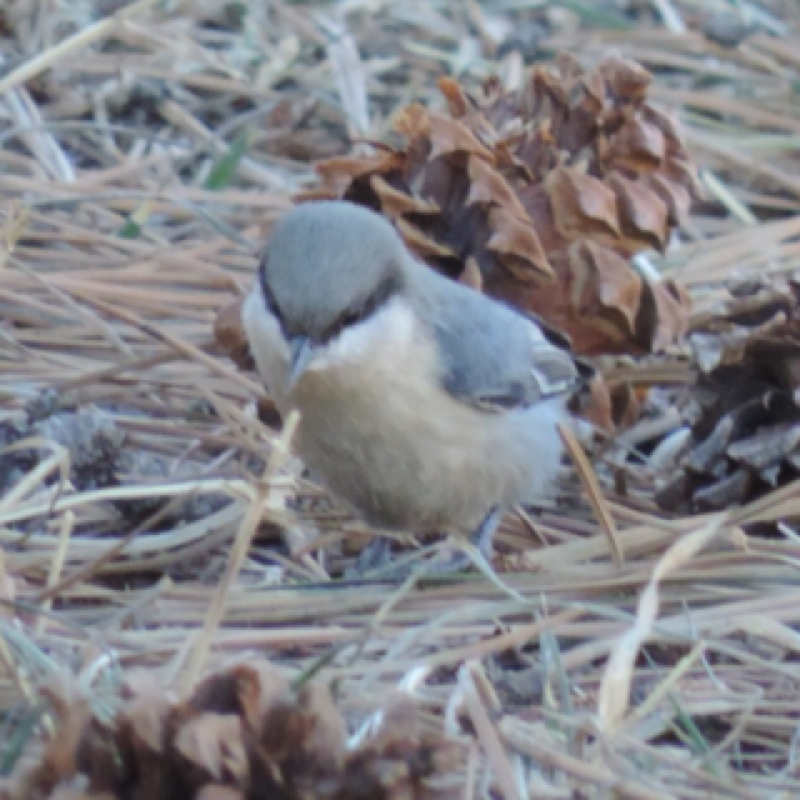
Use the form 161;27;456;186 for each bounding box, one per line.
242;201;580;563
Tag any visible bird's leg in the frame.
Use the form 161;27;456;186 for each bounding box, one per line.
469;506;503;560
346;534;393;577
348;509;503;580
403;507;504;576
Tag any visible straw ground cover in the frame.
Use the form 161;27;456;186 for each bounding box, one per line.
1;0;800;797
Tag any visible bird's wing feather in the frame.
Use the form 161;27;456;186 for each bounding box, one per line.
423;280;580;413
442;332;578;412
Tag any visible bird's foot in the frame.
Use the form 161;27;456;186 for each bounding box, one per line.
345;534;394;578
421;507;502;575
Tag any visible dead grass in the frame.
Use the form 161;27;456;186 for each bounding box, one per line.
1;0;800;797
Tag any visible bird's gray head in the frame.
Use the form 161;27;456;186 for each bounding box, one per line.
257;202;409;386
259;202;409;341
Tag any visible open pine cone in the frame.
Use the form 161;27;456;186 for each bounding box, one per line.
657;279;800;513
1;661;457;800
300;52;694;356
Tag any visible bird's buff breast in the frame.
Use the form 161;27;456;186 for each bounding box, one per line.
289;304;560;531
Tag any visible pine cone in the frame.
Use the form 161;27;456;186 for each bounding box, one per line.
1;662;458;800
656;279;800;513
301;53;695;356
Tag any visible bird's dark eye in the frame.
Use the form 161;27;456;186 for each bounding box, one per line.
340;309;364;329
322;273;403;342
322;307;364;343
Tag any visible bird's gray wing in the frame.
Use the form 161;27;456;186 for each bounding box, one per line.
425;282;580;413
440;330;578;412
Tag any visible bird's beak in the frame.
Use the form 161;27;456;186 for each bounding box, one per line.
288;335;315;389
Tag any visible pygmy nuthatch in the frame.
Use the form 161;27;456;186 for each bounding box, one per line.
243;202;580;558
